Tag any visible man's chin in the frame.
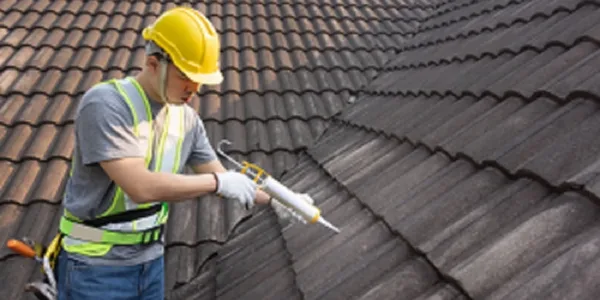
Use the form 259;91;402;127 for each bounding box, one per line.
164;98;187;105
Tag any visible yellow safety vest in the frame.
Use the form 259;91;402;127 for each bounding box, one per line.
59;76;185;256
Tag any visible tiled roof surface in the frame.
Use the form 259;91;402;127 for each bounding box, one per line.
186;0;600;299
171;152;473;300
0;0;431;298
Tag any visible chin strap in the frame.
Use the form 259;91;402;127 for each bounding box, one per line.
158;58;169;104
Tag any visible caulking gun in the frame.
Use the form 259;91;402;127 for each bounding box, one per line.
216;139;341;234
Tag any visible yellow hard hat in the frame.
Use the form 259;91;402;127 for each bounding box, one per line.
142;7;223;85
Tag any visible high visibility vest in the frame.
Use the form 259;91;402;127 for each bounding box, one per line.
59;76;185;256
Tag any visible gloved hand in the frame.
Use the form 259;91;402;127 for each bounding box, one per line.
214;171;258;209
270;193;314;223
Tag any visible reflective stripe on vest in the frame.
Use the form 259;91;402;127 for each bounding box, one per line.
60;77;185;255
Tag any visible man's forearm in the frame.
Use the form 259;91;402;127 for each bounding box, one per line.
137;171;218;203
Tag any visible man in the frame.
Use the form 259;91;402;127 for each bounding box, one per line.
53;6;278;299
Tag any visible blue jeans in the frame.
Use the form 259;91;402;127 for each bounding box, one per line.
55;250;164;300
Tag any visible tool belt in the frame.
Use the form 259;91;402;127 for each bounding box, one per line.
59;204;165;245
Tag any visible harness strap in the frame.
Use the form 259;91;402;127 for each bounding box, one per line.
82;204;162;227
59;216;165;245
59;204;167;245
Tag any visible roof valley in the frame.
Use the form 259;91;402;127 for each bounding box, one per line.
277;151;471;299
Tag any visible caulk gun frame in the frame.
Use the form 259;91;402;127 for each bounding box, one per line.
216;139;263;180
216;139;243;169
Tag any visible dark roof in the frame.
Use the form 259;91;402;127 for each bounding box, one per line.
0;0;427;298
170;0;600;299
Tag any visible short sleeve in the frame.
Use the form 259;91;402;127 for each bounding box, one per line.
187;116;218;166
75;87;145;165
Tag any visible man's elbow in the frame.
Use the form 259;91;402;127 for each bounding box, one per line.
127;185;161;204
100;158;160;204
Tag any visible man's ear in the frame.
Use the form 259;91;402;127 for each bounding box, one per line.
145;55;160;73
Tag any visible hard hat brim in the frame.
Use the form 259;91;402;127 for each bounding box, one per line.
186;70;224;86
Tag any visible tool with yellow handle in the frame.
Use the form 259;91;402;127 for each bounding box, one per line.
216;139;341;233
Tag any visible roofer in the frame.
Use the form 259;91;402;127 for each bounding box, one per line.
52;6;280;300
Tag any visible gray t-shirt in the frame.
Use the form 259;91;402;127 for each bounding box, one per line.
62;77;217;266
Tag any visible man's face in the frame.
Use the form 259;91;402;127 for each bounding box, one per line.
163;62;202;105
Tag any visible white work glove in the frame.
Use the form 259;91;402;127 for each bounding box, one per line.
270;193;314;223
214;171;258;210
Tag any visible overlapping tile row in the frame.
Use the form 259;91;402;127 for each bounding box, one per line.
401;0;594;52
365;0;600;100
388;0;598;70
338;94;600;198
269;152;469;300
190;91;350;122
304;123;600;299
412;0;531;35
